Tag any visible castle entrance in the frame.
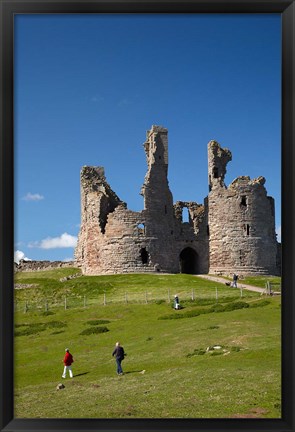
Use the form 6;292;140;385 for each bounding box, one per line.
179;247;199;274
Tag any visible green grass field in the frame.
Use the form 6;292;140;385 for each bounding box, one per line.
14;270;281;419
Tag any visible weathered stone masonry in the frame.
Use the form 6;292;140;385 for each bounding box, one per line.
75;126;280;276
208;141;279;275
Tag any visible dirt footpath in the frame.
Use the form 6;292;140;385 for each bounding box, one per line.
195;274;279;295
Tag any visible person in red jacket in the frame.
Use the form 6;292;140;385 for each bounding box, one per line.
62;348;74;378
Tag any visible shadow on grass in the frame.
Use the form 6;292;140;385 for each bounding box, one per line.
74;372;90;377
124;370;145;374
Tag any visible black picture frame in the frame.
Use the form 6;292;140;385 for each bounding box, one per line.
0;1;294;431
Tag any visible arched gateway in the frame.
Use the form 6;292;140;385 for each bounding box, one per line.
179;247;199;274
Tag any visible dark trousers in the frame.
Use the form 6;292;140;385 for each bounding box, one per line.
116;357;123;374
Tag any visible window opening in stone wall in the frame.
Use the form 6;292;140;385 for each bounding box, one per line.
207;225;210;236
137;223;145;234
140;248;149;264
241;196;247;207
99;195;114;234
247;224;250;235
213;167;219;178
182;207;190;223
164;205;167;214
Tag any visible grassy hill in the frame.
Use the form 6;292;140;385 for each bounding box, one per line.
14;270;281;419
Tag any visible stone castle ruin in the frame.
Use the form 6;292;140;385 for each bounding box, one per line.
75;125;280;276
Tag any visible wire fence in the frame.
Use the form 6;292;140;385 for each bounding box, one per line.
14;285;263;314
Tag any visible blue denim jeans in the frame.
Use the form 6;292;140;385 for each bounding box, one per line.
116;357;123;374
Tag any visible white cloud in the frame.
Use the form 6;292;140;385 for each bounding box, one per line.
22;192;44;201
276;226;281;243
29;232;77;249
14;250;32;264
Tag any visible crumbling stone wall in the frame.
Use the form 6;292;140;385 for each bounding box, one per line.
75;126;279;276
208;140;279;275
75;166;124;273
173;200;209;274
75;126;209;275
15;260;74;272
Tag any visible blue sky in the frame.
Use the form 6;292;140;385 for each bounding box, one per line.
14;13;281;263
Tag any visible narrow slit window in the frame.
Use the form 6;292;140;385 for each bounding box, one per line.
247;224;250;235
241;196;247;207
213;167;219;178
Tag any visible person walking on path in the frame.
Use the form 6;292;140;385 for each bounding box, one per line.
232;273;238;288
112;342;125;375
62;348;74;378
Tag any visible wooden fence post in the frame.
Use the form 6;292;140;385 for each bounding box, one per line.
266;281;272;295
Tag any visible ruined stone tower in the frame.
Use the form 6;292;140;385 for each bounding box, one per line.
75;126;280;276
207;140;279;275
